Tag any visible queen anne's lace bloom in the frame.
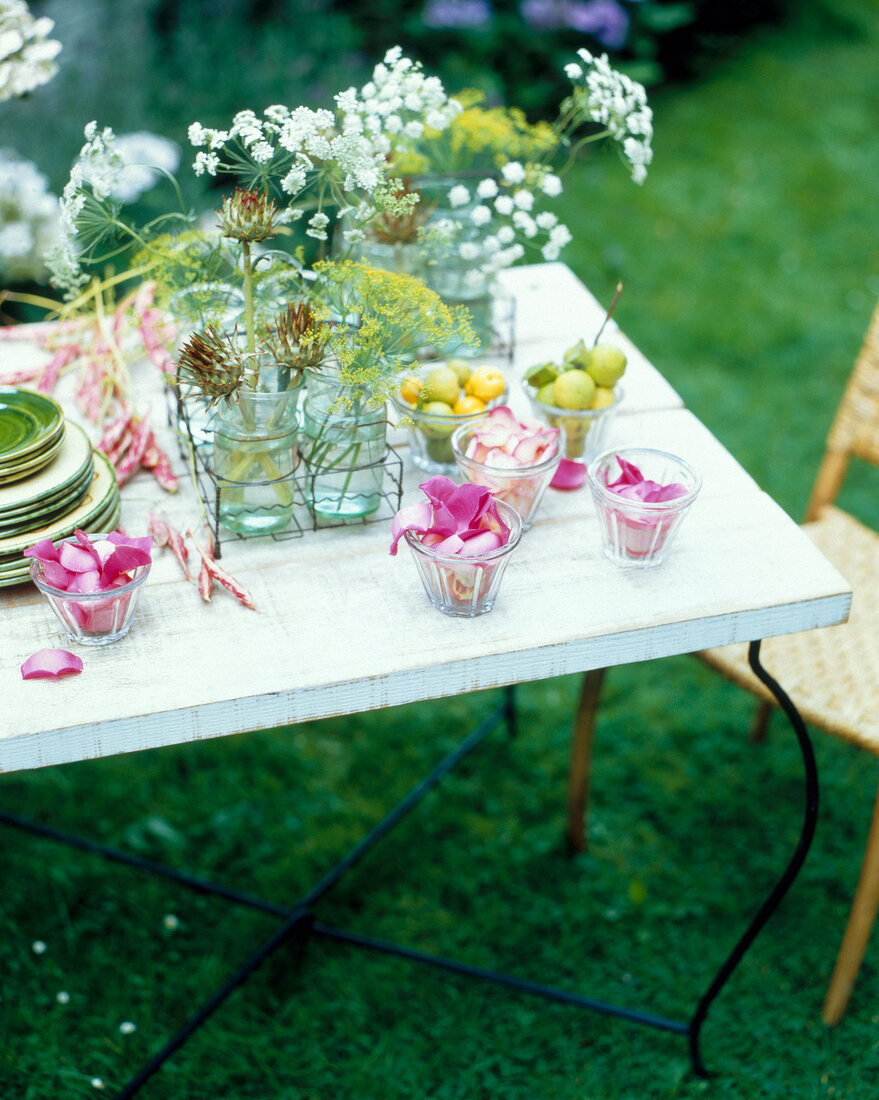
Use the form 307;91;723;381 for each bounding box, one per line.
0;149;60;282
571;47;654;184
0;0;61;102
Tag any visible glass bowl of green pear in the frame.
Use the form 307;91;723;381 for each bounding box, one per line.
521;338;626;460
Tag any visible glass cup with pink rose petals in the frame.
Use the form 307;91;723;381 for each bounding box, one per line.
587;448;701;567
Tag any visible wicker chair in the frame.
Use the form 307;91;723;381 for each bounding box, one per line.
566;298;879;1026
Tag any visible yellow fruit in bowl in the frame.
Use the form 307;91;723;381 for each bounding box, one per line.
587;344;627;387
465;366;505;402
399;375;422;406
453;395;486;415
421;366;461;406
553;369;596;410
590;386;616;410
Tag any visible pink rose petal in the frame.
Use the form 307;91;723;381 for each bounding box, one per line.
22;538;61;564
551;458;587;490
66;568;103;594
458;530;502;556
390;500;435;555
99;544;152;586
59;542;99;573
21;649;84;680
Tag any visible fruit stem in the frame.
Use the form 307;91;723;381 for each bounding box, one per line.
592;281;623;348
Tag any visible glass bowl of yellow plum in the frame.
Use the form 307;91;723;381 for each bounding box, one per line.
521;339;627;461
392;359;509;474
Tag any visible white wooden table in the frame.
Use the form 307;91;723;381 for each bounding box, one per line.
0;264;853;1093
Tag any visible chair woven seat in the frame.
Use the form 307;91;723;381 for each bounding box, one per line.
699;506;879;753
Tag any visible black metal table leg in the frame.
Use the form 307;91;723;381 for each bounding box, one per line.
686;639;819;1075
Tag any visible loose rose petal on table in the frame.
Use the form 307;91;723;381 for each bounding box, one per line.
551;459;587;490
21;649;84;680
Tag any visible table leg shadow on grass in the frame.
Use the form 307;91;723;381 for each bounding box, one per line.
0;640;817;1098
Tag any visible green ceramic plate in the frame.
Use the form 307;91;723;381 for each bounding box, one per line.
0;388;64;464
0;464;95;536
0;454;94;523
0;422;92;513
0;429;67;485
0;450;120;562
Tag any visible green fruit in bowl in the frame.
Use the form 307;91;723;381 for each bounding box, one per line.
553;369;596;410
524;361;559;388
420;366;460;406
535;380;558;406
418;400;457;438
446;358;472;386
563;339;592;370
587;344;626;387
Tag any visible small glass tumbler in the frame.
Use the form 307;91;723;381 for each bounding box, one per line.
29;555;151;646
403;499;523;617
587;447;702;567
451;420;564;530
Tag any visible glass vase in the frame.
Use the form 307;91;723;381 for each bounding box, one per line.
301;377;388;521
213;387;300;535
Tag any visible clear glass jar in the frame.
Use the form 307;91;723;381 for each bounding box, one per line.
301;377;387;521
213;387;300;535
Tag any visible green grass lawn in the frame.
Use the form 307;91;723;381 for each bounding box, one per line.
3;3;879;1098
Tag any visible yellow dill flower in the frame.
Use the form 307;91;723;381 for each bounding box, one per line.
312;259;475;402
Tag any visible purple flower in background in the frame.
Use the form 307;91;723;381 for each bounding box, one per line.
520;0;630;49
565;0;629;47
422;0;493;28
519;0;565;29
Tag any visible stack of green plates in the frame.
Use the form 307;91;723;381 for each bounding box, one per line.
0;389;66;484
0;421;121;588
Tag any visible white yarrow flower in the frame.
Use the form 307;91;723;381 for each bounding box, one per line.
500;161;526;184
470;204;492;228
541;173;562;197
448;184;470;208
493;195;514;217
476;178;498;200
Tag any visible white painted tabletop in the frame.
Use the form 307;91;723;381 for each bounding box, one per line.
0;264;851;774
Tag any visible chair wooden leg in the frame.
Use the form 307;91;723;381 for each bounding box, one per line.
822;781;879;1026
566;667;606;853
749;701;773;743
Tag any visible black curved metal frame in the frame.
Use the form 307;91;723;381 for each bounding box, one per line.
0;639;817;1097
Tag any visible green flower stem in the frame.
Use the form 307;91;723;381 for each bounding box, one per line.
242;240;256;356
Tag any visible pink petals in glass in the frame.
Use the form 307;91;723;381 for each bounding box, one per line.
390;476;523;616
587;448;701;567
389;475;512;557
603;455;689;503
25;528;153;644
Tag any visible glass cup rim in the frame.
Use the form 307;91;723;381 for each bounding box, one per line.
522;376;624;419
403;498;524;564
587;446;702;511
29;538;152;601
450;418;565;475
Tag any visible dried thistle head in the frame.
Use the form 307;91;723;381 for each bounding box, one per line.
263;301;333;379
175;324;251;407
217;188;282;243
